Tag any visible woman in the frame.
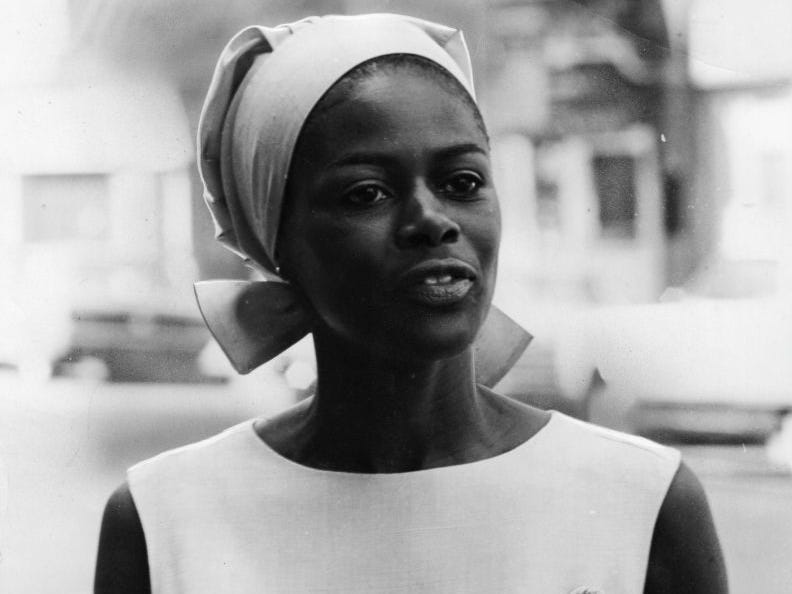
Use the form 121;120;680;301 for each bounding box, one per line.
95;14;727;593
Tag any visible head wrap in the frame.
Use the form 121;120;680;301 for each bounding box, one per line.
195;13;531;381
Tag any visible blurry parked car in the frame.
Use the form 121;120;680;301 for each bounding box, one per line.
589;292;792;443
494;257;792;443
55;301;213;383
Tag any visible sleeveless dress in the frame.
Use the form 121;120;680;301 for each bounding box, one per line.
128;412;680;594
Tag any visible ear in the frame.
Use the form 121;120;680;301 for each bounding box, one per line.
272;215;296;282
274;255;292;283
275;253;290;281
272;239;288;280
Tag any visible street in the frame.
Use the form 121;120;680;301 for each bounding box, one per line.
0;375;789;593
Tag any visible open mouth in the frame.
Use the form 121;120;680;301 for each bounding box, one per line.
407;277;474;305
399;260;477;306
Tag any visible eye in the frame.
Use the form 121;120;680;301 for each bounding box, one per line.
438;172;483;198
344;183;391;206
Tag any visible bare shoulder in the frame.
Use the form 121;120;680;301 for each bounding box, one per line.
645;461;728;594
94;482;151;594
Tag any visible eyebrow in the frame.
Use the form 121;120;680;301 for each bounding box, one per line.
327;142;488;169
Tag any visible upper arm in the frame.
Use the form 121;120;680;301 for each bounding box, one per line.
644;461;728;594
94;481;151;594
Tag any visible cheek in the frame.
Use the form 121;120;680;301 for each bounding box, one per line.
465;200;502;269
486;195;503;244
288;215;392;307
309;217;387;271
293;223;398;342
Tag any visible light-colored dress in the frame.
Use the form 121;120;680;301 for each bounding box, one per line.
128;411;680;594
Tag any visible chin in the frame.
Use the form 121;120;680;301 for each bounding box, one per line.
317;291;490;363
369;308;484;363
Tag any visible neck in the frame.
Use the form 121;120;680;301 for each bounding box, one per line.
293;330;500;472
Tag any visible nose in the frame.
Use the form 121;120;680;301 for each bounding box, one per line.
395;181;460;248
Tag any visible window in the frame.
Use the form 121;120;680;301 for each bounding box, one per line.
593;155;636;239
23;174;109;242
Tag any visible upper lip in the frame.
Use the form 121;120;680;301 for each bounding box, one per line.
397;258;477;286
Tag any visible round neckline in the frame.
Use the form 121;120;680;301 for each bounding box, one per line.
245;410;559;478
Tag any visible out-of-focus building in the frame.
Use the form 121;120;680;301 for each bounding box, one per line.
484;0;792;307
486;0;670;311
682;0;792;297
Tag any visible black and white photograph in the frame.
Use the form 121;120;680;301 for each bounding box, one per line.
1;1;790;592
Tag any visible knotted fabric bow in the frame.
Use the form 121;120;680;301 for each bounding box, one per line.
195;13;531;385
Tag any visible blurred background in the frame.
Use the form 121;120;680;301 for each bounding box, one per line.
1;0;791;592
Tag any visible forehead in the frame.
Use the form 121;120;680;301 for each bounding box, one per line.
300;68;487;157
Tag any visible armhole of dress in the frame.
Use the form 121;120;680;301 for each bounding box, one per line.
641;446;683;590
126;468;158;594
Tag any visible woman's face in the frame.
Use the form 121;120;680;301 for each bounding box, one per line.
278;67;500;362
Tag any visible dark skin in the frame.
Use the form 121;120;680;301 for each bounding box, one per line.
95;68;728;593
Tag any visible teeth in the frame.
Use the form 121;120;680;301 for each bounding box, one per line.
423;274;456;285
